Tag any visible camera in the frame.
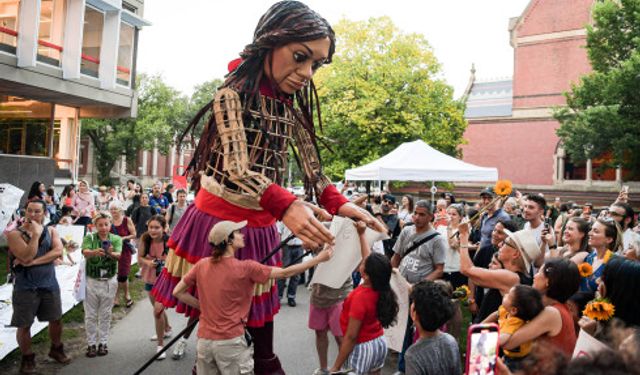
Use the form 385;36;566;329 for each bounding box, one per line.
154;259;165;277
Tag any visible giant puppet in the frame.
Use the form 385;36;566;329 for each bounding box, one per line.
150;1;379;373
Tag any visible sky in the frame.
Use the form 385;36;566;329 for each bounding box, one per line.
136;0;531;99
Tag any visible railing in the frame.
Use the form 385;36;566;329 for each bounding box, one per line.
0;26;130;80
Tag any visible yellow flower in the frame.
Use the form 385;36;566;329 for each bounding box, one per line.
579;262;594;278
603;250;614;264
583;298;615;321
494;180;513;197
453;285;471;301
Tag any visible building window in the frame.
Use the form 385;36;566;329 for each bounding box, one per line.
0;0;20;54
0;96;54;157
81;6;103;78
37;0;66;66
117;22;134;86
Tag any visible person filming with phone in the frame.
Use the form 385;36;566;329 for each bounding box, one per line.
81;211;122;357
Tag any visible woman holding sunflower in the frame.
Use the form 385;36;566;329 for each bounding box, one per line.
572;218;622;294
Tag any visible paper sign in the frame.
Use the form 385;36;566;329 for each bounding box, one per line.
385;271;410;352
0;183;24;233
310;216;387;289
572;328;610;359
55;225;85;263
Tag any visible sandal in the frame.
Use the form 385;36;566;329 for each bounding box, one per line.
125;298;134;308
86;345;97;358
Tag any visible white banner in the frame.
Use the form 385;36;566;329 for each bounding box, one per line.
572;328;609;359
310;217;387;289
0;184;24;234
384;271;410;352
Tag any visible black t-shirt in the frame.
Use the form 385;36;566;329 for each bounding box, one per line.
162;191;174;204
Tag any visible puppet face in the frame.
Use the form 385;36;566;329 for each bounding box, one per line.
264;37;331;94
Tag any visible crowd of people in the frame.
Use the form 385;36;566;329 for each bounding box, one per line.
5;177;640;375
3;1;640;374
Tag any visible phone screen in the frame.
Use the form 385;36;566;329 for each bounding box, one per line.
466;325;499;375
101;240;111;251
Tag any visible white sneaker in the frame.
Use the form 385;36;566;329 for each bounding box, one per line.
156;346;166;360
312;369;330;375
150;330;173;341
172;338;187;360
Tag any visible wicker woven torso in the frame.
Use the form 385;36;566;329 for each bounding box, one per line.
201;91;297;210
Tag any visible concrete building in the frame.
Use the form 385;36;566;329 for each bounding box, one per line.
461;0;637;201
0;0;149;197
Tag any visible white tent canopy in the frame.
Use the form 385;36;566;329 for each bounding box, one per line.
344;140;498;182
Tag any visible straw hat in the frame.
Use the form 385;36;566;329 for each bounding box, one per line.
503;229;541;272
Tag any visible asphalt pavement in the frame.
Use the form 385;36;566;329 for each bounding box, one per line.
60;286;398;375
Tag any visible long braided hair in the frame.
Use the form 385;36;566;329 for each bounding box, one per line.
181;1;335;193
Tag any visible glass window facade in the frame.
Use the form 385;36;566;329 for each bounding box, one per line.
81;6;103;78
0;0;20;54
37;0;66;66
0;96;54;157
117;22;134;86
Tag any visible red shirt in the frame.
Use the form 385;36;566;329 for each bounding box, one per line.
543;302;577;357
340;285;384;343
182;257;272;340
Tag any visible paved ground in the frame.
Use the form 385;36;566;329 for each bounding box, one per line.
60;286;399;375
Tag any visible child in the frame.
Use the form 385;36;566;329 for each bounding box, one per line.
309;277;352;375
329;222;399;375
137;215;172;359
405;280;461;375
172;220;333;374
58;206;74;226
81;211;122;357
488;285;544;370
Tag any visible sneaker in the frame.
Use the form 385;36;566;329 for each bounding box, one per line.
86;345;97;358
150;330;173;341
20;353;36;374
312;369;330;375
97;343;108;356
172;338;187;360
48;343;71;364
156;346;166;360
287;298;296;307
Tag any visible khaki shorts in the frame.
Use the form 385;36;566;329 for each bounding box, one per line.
11;288;62;327
196;335;254;375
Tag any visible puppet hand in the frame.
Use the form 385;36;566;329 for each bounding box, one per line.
283;200;334;249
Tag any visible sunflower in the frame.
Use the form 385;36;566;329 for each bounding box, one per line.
578;262;593;278
603;249;614;264
453;285;471;301
583;298;615;321
494;180;513;197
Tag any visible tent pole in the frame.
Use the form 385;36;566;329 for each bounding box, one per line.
431;181;436;207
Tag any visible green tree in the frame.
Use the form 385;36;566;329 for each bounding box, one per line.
82;74;189;185
179;78;224;147
313;17;467;180
554;0;640;177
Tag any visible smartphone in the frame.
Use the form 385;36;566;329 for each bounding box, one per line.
544;217;551;230
101;240;111;252
465;323;500;375
623;185;629;194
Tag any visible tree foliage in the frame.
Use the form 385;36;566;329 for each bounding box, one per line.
554;0;640;176
313;17;467;180
82;74;189;185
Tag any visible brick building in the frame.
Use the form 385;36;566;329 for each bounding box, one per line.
461;0;637;201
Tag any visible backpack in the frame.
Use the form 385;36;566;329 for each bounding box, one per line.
142;233;170;258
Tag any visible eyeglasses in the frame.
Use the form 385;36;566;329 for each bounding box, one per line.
607;211;624;218
504;239;519;249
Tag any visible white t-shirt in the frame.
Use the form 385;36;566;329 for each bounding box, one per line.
438;226;460;273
